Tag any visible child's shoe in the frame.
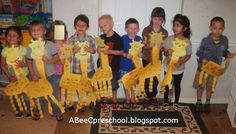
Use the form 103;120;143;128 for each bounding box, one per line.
195;102;203;113
15;112;23;118
204;103;211;114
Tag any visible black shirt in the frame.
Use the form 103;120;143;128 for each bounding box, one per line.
98;32;123;71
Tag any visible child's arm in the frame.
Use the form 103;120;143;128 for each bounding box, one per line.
196;39;206;61
42;54;60;64
175;55;191;67
26;59;39;81
1;57;17;82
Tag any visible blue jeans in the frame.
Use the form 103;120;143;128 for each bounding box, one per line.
13;93;30;113
47;74;62;115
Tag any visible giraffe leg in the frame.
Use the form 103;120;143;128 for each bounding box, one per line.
70;90;76;106
15;94;23;112
66;89;71;108
49;95;65;114
107;80;112;98
149;77;153;93
61;88;66;106
36;98;43;119
10;96;17;113
45;96;53;115
20;94;27;112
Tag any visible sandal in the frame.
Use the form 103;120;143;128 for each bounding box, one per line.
123;101;131;109
99;101;107;109
112;102;119;109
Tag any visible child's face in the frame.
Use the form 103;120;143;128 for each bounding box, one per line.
151;17;164;27
30;25;46;39
75;20;88;35
99;19;113;34
6;31;20;45
125;23;139;39
173;21;185;36
210;21;224;39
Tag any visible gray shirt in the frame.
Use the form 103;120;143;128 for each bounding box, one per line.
26;41;57;77
163;35;192;74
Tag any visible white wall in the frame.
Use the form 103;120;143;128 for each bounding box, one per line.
52;0;236;103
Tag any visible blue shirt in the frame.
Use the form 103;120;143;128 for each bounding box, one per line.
196;34;229;65
120;34;142;72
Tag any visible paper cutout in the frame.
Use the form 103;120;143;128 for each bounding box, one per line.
27;39;65;118
74;41;90;60
54;25;65;40
138;32;163;97
91;37;112;99
198;52;236;92
121;40;144;100
60;44;73;60
28;38;45;59
160;38;188;93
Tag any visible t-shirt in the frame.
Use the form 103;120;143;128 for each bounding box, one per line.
26;40;57;77
1;46;29;76
163;35;192;74
142;25;168;61
120;34;142;72
98;32;123;71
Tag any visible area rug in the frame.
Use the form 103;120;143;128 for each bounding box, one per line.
90;103;208;134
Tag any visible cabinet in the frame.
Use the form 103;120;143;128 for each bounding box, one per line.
227;72;236;127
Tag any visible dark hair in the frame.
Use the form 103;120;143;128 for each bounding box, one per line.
125;18;139;28
150;7;166;24
29;20;45;30
5;26;22;44
210;16;225;27
173;14;191;39
49;20;68;41
74;14;89;28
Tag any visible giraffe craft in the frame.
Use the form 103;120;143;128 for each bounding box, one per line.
59;44;81;110
24;39;65;119
198;52;236;92
74;41;98;112
3;46;30;114
138;32;163;97
160;38;188;94
91;37;113;99
121;40;144;99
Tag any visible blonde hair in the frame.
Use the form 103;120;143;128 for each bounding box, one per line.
99;14;114;25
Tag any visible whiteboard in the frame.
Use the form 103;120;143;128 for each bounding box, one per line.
100;0;183;36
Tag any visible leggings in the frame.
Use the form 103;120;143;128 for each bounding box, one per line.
164;72;183;103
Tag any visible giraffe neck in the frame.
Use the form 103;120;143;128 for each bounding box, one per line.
63;60;71;74
132;55;142;68
151;45;161;65
35;60;47;79
80;58;88;79
100;52;109;69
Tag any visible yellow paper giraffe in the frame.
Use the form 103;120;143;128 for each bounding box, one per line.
199;52;236;92
91;37;113;99
3;46;30;114
138;32;163;97
160;38;188;93
74;41;97;112
25;39;65;119
59;43;82;110
121;40;143;100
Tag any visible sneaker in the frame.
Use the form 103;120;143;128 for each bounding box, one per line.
112;102;119;109
195;103;203;113
162;103;170;110
173;103;180;110
143;98;150;107
56;114;63;121
65;105;74;112
16;112;23;118
204;103;211;114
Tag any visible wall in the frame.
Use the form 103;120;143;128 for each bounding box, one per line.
52;0;236;103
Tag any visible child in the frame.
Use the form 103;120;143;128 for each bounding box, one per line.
142;7;168;106
193;17;233;113
163;14;192;107
98;14;124;109
48;20;69;102
1;26;31;118
26;20;63;121
120;18;142;109
69;14;96;77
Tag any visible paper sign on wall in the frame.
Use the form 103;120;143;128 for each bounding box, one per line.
54;25;65;40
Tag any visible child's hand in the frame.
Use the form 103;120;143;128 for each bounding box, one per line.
174;61;183;68
126;54;133;59
9;75;17;82
73;46;81;54
42;55;50;64
15;60;26;68
227;52;235;59
202;58;208;64
85;46;95;54
138;53;143;58
99;48;109;55
167;49;174;56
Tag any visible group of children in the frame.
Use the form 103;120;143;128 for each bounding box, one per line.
0;7;234;121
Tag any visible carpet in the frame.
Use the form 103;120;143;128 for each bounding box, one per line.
90;103;209;134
